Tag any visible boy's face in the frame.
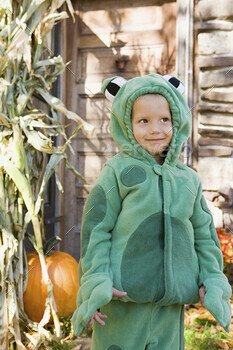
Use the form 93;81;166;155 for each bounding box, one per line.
131;94;173;163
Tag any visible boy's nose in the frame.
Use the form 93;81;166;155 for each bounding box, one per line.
149;122;160;134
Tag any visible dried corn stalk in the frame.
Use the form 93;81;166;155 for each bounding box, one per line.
0;1;93;348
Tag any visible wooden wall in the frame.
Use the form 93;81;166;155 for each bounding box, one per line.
194;0;233;231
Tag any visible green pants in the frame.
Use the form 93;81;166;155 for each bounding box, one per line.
91;301;184;350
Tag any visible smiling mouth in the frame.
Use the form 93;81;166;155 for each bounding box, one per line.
146;138;165;142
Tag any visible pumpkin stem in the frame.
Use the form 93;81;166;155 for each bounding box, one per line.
44;236;62;256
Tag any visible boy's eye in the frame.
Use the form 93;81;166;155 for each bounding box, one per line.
139;119;148;124
161;117;170;122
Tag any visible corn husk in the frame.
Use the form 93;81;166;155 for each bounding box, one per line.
0;0;93;347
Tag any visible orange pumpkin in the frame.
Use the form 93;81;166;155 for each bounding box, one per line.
23;250;79;323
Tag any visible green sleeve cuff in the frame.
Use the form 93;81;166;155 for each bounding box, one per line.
203;278;232;332
72;275;113;336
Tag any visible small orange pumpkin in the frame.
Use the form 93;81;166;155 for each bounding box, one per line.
23;250;79;323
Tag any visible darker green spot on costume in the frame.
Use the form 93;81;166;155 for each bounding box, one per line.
120;165;146;187
121;212;164;302
81;185;106;258
108;346;122;350
171;216;199;303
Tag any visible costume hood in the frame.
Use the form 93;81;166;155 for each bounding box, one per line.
101;74;191;166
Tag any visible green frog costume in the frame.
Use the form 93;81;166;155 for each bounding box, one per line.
72;74;232;349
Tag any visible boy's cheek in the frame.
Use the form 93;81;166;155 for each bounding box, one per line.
165;126;173;137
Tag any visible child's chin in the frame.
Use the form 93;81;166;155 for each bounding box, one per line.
147;148;166;158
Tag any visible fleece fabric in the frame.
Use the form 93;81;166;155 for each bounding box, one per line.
72;74;232;336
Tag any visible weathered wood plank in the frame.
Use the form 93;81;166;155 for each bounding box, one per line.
78;30;164;49
199;114;233;127
201;88;233;103
198;137;233;147
203;190;220;202
197;20;233;32
78;5;163;36
76;46;163;79
77;95;111;121
198;0;233;20
198;148;232;157
78;129;115;140
77;0;175;12
77;119;111;136
76;183;94;200
77;153;115;184
198;127;233;138
198;31;233;56
77;137;120;154
197;103;233;113
197;56;233;68
199;68;233;88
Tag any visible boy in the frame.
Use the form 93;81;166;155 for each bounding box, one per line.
72;74;232;349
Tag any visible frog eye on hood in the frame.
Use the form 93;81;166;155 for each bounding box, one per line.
163;75;185;95
104;76;127;102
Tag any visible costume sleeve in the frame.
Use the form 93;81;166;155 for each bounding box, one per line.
72;164;122;335
190;182;232;332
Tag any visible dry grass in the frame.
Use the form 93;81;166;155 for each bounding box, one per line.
184;294;233;350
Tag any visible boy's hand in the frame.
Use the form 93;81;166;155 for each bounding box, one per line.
89;310;107;326
112;287;127;298
89;288;127;327
199;285;206;306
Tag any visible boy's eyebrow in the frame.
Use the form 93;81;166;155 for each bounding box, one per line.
133;115;148;119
